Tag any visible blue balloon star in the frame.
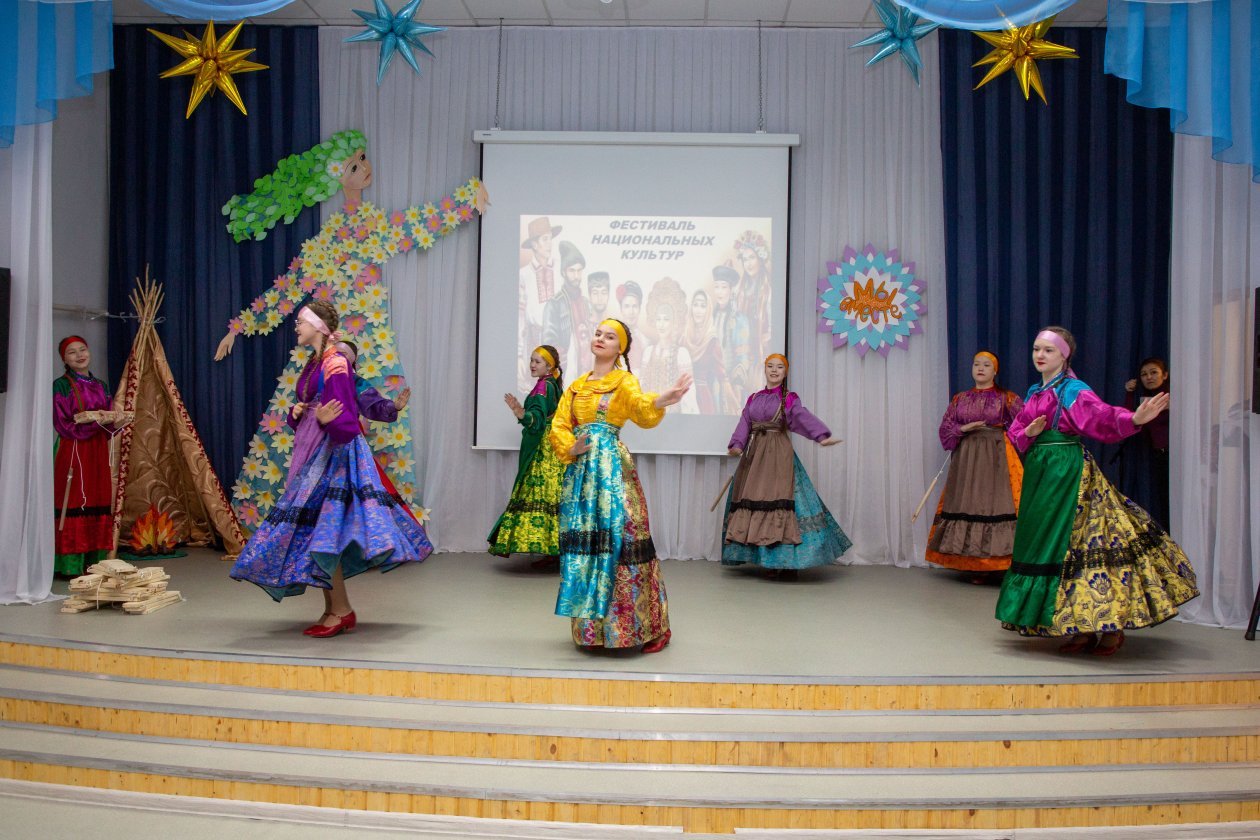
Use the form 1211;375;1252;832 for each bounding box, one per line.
850;0;940;86
345;0;445;86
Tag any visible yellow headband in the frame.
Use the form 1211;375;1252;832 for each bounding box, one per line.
765;353;789;371
535;346;557;369
600;319;629;353
974;351;998;372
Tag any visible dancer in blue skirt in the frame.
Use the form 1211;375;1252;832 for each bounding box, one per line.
721;353;851;579
230;300;431;637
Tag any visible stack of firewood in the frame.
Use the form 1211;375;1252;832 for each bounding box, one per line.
61;558;182;615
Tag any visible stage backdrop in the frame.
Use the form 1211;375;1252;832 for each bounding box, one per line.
319;25;949;562
475;131;795;456
107;25;322;491
938;27;1175;512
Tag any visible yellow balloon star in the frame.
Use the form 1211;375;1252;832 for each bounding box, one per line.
972;15;1077;104
147;21;268;119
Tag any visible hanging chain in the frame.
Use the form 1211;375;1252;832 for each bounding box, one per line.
757;19;765;133
493;17;504;130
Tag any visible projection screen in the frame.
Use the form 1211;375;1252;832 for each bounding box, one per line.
474;131;797;456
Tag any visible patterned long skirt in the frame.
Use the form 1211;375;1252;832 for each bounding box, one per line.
926;427;1022;572
995;430;1198;636
231;435;432;602
721;448;851;570
555;422;668;648
53;433;115;576
488;439;563;557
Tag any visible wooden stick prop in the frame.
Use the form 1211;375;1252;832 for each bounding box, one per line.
709;473;736;512
59;465;74;531
911;452;951;524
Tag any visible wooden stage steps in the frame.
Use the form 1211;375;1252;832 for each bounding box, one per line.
0;635;1256;835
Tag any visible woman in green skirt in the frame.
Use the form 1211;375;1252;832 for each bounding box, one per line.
488;346;565;566
995;327;1198;655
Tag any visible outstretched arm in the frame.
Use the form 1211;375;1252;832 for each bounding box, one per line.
216;265;309;359
399;177;485;244
786;393;832;442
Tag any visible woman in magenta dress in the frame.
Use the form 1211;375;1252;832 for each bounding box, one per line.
53;336;122;577
995;327;1197;655
926;351;1024;582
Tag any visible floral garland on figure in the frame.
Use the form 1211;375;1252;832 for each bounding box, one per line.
229;181;482;530
816;243;926;357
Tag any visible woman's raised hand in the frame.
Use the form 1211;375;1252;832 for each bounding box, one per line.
654;373;694;409
1024;416;1048;438
1132;391;1169;425
504;393;524;420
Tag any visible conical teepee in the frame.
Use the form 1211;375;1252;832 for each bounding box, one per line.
111;270;245;557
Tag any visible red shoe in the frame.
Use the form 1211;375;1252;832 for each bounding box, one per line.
307;611;356;638
1091;631;1125;656
1058;633;1096;654
642;630;671;654
302;614;332;636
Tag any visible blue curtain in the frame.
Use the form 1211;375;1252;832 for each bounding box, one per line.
108;24;320;495
1;0;113;146
938;27;1174;506
1106;0;1260;182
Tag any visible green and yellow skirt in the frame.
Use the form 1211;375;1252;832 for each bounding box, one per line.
995;430;1198;637
488;440;564;558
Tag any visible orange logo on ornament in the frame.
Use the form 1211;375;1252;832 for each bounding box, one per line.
840;278;903;324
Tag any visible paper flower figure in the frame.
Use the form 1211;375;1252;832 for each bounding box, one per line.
850;0;940;87
346;0;445;86
817;244;926;357
972;15;1077;104
147;21;267;118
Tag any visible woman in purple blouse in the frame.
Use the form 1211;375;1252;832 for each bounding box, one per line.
230;301;431;637
720;354;851;580
926;351;1024;582
995;327;1197;655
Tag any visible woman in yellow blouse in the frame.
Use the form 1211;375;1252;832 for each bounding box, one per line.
550;319;692;653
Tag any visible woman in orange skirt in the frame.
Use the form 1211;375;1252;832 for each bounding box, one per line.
926;351;1023;583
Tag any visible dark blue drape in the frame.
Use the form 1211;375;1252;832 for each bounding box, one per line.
938;27;1173;508
108;25;320;493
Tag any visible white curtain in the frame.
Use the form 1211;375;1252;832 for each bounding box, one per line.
0;123;58;604
318;26;949;564
1169;134;1260;628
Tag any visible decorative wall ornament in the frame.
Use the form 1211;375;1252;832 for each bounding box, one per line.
817;244;926;357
